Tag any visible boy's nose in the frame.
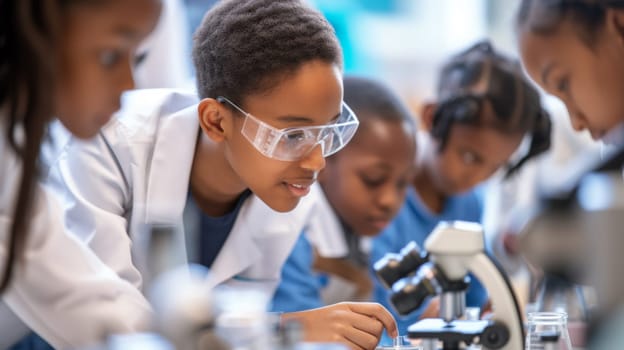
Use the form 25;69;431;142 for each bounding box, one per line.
299;144;326;172
567;106;587;132
120;58;136;92
378;187;401;212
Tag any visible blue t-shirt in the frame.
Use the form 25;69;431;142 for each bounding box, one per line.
270;231;325;312
370;187;488;337
193;190;252;268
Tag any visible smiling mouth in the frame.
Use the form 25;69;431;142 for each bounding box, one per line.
284;182;314;197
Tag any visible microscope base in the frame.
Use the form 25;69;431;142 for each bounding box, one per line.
408;318;507;350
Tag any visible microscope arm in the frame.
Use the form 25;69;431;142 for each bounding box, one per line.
467;253;524;350
386;222;526;349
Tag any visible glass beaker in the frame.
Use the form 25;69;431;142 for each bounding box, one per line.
525;312;572;350
535;275;588;347
375;335;423;350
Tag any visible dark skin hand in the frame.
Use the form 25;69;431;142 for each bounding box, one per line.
282;302;398;350
313;252;373;301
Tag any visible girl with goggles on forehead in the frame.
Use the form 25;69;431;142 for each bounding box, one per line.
43;0;398;349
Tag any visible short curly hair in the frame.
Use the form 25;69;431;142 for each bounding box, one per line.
192;0;343;105
343;75;416;128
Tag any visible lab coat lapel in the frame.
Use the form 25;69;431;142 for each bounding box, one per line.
145;104;200;224
305;183;349;258
205;191;319;291
205;195;262;288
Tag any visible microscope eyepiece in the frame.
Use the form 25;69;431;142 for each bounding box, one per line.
374;241;428;289
389;262;440;315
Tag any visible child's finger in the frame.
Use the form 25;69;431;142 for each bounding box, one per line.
346;303;398;338
347;310;385;337
340;325;381;350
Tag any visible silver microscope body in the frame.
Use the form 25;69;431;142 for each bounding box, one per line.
375;221;524;350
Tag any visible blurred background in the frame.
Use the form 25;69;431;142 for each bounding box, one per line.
154;0;523;111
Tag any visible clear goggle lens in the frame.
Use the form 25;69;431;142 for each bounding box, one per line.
219;96;359;161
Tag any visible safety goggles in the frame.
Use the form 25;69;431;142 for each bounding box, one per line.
217;96;359;161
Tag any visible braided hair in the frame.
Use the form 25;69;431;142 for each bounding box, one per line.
517;0;624;46
430;40;552;178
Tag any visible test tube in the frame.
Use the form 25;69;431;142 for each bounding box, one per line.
393;335;401;349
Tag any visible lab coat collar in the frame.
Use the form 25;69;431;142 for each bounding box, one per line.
145;104;200;224
205;191;318;289
204;195;263;289
305;183;349;258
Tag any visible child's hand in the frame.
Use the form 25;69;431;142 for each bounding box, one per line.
282;302;398;350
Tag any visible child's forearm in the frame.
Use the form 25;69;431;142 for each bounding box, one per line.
313;256;360;281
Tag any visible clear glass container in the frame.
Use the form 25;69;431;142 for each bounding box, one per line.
375;336;422;350
525;312;572;350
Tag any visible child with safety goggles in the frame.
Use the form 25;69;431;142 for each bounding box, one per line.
270;75;417;312
42;0;397;348
369;40;552;340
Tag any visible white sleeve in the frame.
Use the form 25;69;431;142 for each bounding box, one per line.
44;129;144;289
303;184;348;258
0;181;152;349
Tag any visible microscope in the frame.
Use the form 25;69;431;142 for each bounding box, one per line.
520;146;624;349
375;221;524;350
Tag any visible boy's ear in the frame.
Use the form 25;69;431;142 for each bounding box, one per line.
420;102;438;133
197;98;227;142
607;8;624;47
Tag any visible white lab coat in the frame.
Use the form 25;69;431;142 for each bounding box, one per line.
304;184;374;304
0;118;152;348
304;183;348;259
45;88;316;299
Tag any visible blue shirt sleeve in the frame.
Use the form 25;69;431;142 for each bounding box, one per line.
369;201;429;338
270;231;324;312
